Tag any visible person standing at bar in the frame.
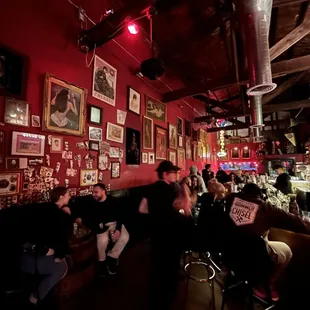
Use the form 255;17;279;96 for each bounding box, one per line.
273;164;292;195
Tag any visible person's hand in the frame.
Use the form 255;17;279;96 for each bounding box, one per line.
46;248;55;256
55;257;64;263
112;230;121;242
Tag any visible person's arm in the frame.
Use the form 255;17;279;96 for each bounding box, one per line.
200;178;207;193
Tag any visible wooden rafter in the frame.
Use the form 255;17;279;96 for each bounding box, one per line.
273;0;308;8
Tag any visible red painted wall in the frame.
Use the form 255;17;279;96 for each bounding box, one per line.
0;0;213;190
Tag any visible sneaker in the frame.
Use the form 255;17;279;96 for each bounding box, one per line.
106;257;118;275
97;261;108;278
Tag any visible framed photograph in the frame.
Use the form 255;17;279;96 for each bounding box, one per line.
177;149;186;170
143;116;153;150
128;87;141;115
111;162;120;179
126;127;140;165
88;104;103;125
149;152;155;164
4;97;29;127
80;169;98;186
177;117;183;136
106;122;124;144
169;124;177;149
178;136;183;147
6;157;28;169
0;171;21;195
155;126;167;160
109;147;120;158
242;147;251;159
146;96;166;122
43;73;87;136
185;137;192;159
31;115;40;128
192;130;198;142
142;152;148;164
98;155;109;171
231;148;240;159
50;136;63;153
193;144;198;161
92;55;117;106
89;141;99;151
89;126;102;141
0;131;4;165
169;151;176;165
185;120;192;137
117;109;127;125
11;131;45;157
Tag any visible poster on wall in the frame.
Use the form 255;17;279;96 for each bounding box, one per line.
177;148;186;170
146;96;166;122
143;116;153;150
92;55;117;106
169;124;177;149
43;73;87;136
185;137;192;159
155;126;167;160
126;127;140;165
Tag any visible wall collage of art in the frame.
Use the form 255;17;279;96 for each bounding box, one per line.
0;49;209;209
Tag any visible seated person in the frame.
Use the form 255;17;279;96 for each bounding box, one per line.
20;187;72;306
75;183;129;277
224;183;310;301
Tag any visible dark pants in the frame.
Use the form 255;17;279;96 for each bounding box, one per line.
149;242;182;310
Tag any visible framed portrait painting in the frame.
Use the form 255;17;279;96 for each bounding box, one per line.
0;171;21;195
143;116;153;150
242;147;250;159
11;131;45;157
155;126;167;160
149;152;155;164
185;120;192;137
50;136;63;153
88;104;103;125
126;127;141;165
177;117;183;136
177;148;186;170
146;96;166;122
231;148;239;159
169;151;176;165
185;137;192;160
169;124;177;149
43;73;87;136
92;55;117;106
106;122;124;144
128;87;141;115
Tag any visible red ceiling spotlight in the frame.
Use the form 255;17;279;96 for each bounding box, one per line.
127;23;139;35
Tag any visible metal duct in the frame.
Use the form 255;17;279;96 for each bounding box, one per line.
236;0;277;96
250;95;264;127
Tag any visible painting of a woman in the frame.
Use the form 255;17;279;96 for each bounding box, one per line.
126;128;140;165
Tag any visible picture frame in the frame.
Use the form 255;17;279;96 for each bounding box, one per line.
231;148;240;159
43;73;87;136
11;131;45;157
126;128;141;165
192;130;198;142
0;171;21;196
178;136;183;147
109;147;120;158
177;148;186;170
6;157;28;170
127;86;141;115
88;104;103;126
89;141;99;151
185;137;192;160
149;152;155;164
111;162;120;179
193;144;198;161
155;126;167;160
169;151;176;165
169;124;177;149
98;155;109;171
92;55;117;106
146;96;166;122
106;122;124;144
31;115;40;128
143;116;153;150
0;131;4;165
242;147;251;159
177;117;183;136
142;152;148;164
185;120;192;137
80;169;98;186
89;126;103;141
4;97;30;127
50;136;63;153
117;109;127;125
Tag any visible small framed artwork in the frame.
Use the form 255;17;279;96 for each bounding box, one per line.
106;122;124;144
117;109;127;125
193;144;198;161
155;126;167;160
31;115;41;128
242;147;251;159
23;182;29;191
128;86;141;115
192;130;198;142
89;141;99;151
11;131;45;157
6;158;28;169
111;162;120;179
185;120;192;137
80;169;98;186
50;136;63;153
185;137;192;160
169;151;176;165
126;128;141;165
89;126;103;141
231;148;239;159
5;97;30;127
109;147;120;158
149;152;155;164
146;96;166;122
142;152;148;164
177;117;183;136
98;155;109;171
143;116;153;150
0;171;21;196
178;136;183;147
0;131;4;165
169;124;177;149
177;148;186;170
88;104;103;125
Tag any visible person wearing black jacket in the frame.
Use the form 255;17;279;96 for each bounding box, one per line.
75;183;129;276
20;187;72;306
273;164;292;195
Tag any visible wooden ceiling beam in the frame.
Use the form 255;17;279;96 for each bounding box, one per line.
272;55;310;78
270;19;310;61
273;0;308;8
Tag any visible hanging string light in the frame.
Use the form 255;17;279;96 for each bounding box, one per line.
217;130;227;157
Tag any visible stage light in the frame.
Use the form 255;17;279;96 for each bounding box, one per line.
128;23;139;35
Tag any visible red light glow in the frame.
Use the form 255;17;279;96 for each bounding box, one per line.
127;23;139;35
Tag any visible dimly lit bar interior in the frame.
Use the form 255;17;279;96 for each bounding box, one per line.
2;0;310;309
